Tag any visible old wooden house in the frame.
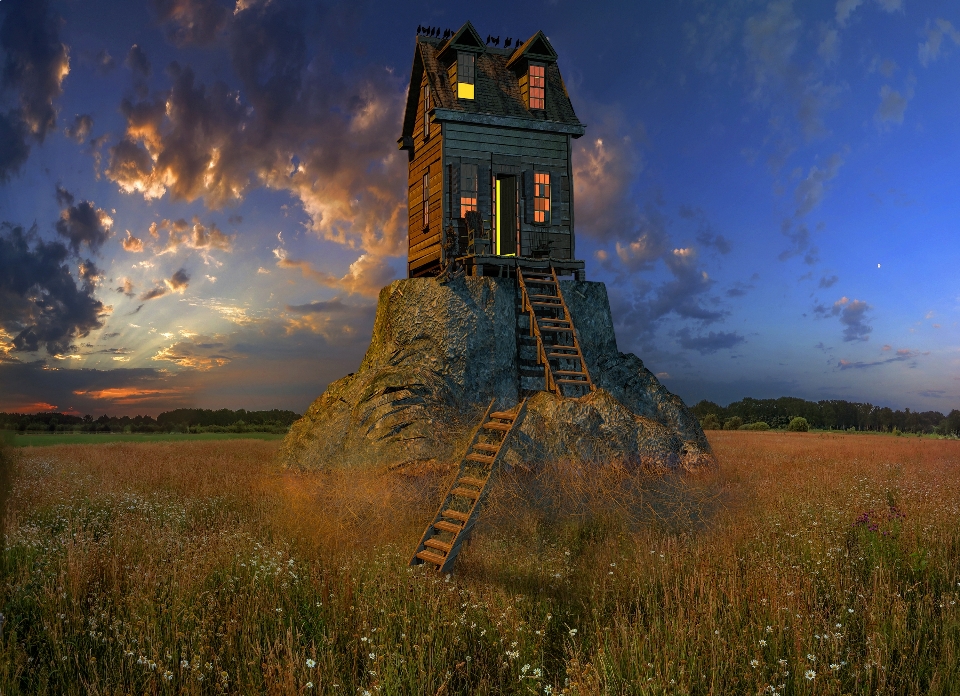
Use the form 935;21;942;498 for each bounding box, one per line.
399;22;586;278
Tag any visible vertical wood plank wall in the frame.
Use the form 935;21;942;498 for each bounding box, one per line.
408;76;444;276
442;122;572;259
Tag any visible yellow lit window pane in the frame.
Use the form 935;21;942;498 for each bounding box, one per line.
458;82;474;99
460;196;477;218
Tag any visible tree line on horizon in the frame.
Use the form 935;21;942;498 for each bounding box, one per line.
0;408;302;435
691;396;960;435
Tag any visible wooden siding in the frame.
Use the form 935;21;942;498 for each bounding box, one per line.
408;75;444;275
441;121;572;260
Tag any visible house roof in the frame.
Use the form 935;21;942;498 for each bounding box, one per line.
399;22;584;143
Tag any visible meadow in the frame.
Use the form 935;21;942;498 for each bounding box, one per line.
0;432;958;694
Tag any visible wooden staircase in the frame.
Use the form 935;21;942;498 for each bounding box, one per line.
410;398;526;574
517;266;595;398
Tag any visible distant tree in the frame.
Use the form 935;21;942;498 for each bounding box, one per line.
700;413;721;430
723;416;744;431
788;416;809;432
739;422;770;431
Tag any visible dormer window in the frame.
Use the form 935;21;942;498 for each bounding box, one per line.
528;63;545;110
423;83;431;138
448;52;476;100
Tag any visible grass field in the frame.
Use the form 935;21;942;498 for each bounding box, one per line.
1;432;958;694
8;432;286;447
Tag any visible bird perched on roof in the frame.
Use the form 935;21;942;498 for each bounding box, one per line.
494;36;500;46
486;34;491;44
442;28;449;39
505;38;512;47
417;25;422;34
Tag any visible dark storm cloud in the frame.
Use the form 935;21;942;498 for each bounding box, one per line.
676;327;745;355
151;0;230;46
106;0;407;293
0;359;186;414
168;268;190;291
0;0;70;179
53;187;114;254
0;223;106;355
125;44;151;77
64;113;93;143
140;287;167;301
819;274;839;288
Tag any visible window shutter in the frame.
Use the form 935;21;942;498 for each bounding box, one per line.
522;170;534;224
477;164;491;224
551;171;563;225
449;162;461;219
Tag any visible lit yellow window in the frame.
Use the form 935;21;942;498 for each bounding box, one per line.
457;53;475;100
534;172;550;223
529;64;545;110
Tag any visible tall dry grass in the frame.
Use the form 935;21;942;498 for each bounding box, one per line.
0;432;958;694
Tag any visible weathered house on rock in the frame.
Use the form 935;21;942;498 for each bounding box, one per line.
281;22;713;574
399;22;586;279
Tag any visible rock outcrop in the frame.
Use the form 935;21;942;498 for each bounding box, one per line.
280;276;713;471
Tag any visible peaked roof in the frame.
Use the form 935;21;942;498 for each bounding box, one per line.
400;23;584;141
505;31;558;69
437;21;485;60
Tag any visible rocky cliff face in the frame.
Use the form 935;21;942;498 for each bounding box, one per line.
279;276;713;471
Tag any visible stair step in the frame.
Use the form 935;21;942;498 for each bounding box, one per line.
450;486;481;499
442;509;470;522
547;351;579;359
555;369;586;376
416;550;446;566
424;538;452;553
434;520;463;534
557;378;590;384
483;422;511;431
539;319;570;325
472;442;499;452
459;475;487;487
464;453;495;464
539;326;573;332
489;410;517;420
530;293;560;300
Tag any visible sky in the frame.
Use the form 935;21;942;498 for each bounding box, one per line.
1;0;958;417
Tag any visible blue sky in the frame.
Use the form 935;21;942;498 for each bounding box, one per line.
1;0;958;415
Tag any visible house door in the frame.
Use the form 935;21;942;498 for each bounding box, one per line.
496;175;517;256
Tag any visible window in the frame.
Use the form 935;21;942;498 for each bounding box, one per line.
528;64;545;110
460;163;478;218
457;53;475;99
422;172;430;229
422;83;431;138
534;172;550;223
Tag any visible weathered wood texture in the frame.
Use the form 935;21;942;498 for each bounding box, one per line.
408;76;444;276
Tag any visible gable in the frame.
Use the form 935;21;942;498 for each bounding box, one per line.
506;31;558;69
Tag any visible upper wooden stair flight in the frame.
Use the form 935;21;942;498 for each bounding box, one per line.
410;265;594;574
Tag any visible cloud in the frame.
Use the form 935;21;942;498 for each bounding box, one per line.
676;327;746;354
124;44;151;77
105;1;408;258
0;223;106;355
778;220;819;264
64;114;93;143
53;187;114;254
793;151;845;217
572;115;644;242
151;0;229;46
818;27;839;65
274;246;397;298
139;267;190;300
835;0;863;26
115;278;135;297
919;19;960;67
837;348;918;370
875;77;915;129
121;231;144;252
815;296;872;342
0;0;70;179
157;218;233;258
726;279;756;297
166;268;190;292
152;333;232;370
819;274;838;288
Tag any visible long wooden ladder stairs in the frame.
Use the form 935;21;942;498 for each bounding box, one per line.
410;398;527;574
517;266;596;398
